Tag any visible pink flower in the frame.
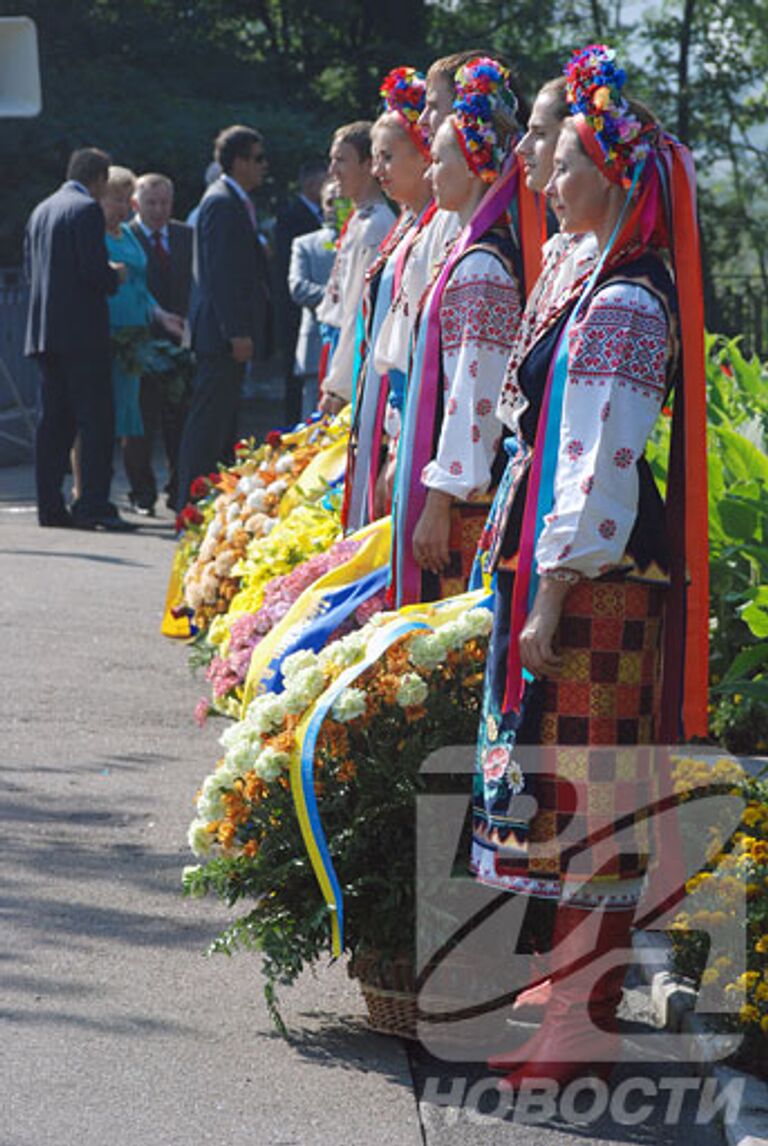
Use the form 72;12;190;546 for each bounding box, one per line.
194;697;210;728
483;744;510;782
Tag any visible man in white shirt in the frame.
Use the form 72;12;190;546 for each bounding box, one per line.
316;121;395;415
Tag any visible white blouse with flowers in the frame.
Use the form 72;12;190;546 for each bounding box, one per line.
421;248;522;502
374;208;460;378
535;280;671;578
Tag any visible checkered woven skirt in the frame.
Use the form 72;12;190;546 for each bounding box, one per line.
471;572;666;906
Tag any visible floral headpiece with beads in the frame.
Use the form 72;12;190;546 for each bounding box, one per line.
451;56;518;184
380;66;431;160
564;44;654;187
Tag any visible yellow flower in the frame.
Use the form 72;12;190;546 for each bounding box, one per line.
755;935;768;955
755;982;768;1002
740;1004;760;1024
593;85;611;110
738;971;761;988
761;1015;768;1036
742;804;765;828
701;967;719;986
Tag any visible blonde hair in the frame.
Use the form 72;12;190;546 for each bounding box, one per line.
106;165;137;195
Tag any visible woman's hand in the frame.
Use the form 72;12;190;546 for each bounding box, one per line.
412;489;453;573
319;391;346;416
519;575;579;679
373;457;390;519
157;309;185;342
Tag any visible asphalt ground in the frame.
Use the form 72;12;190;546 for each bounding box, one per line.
0;450;729;1146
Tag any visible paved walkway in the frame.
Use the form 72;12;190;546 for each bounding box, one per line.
0;460;731;1146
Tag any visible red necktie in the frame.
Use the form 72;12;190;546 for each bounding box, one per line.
151;230;170;268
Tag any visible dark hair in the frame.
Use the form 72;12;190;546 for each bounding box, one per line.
427;50;530;127
333;121;373;162
66;147;111;186
214;125;264;174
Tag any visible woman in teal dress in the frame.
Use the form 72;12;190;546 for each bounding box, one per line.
101;166;184;437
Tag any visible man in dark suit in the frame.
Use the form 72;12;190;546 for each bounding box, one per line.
274;158;327;426
126;172;193;513
24;147;135;530
177;124;271;506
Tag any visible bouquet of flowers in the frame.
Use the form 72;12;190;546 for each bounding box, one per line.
182;599;493;1025
178;415;349;633
198;535;365;722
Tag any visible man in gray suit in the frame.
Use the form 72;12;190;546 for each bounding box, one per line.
177;125;271;506
126;173;193;513
24;147;135;531
288;180;338;421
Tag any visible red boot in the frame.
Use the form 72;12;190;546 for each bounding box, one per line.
489;903;634;1090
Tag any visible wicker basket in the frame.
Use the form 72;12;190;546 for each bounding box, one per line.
349;952;419;1039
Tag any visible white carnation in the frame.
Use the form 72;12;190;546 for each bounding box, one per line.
284;665;327;714
464;605;493;638
253;746;290;782
226;500;242;523
275;455;294;474
408;632;446;671
332;687;367;723
282;648;321;681
219;721;246;750
245;694;286;734
187;819;213;856
396;672;429;708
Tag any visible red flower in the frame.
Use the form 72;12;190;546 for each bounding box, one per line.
266;430;283;448
233;438;251;454
721;363;734;379
189;476;210;500
176;504;204;532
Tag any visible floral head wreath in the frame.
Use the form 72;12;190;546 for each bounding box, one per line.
451;56;518;184
564;44;655;188
379;66;431;160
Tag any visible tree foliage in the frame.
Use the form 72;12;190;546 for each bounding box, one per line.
1;0;766;344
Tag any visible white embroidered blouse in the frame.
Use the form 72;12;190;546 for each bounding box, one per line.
535;280;670;578
373;208;460;378
421;248;522;502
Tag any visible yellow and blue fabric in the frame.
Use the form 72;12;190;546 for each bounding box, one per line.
291;589;492;955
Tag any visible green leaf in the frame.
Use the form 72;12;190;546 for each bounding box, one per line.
722;642;768;682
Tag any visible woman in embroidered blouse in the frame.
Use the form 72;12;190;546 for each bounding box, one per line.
392;58;525;607
344;68;434;532
473;46;709;1091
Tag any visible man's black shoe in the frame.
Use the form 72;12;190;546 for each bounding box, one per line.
72;513;139;532
39;511;75;528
